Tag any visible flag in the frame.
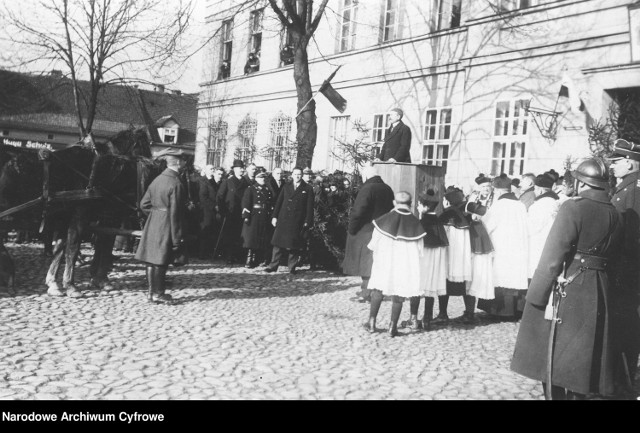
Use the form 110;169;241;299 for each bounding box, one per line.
559;72;583;112
319;66;347;113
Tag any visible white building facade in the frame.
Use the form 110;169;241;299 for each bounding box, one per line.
196;0;640;190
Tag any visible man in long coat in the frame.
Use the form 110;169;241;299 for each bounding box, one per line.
241;170;274;268
216;159;250;264
268;167;284;199
607;138;640;391
264;167;314;274
378;108;412;163
511;158;624;399
135;148;188;303
342;164;394;303
198;165;223;259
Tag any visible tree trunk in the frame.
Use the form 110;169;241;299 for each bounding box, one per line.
292;38;316;169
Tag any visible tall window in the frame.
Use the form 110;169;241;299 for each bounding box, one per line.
207;119;228;167
380;0;402;43
236;116;257;163
328;116;351;171
267;113;294;171
249;9;263;56
371;113;390;158
422;108;452;171
279;25;294;66
218;19;233;79
339;0;358;52
491;99;529;176
430;0;461;32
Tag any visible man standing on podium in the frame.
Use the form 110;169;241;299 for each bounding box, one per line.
378;108;412;163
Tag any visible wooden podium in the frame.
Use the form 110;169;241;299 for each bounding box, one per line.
372;162;446;214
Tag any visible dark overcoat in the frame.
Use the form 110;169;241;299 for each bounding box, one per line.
341;176;394;277
271;180;314;250
379;121;412;163
241;183;274;249
135;168;186;266
198;176;220;229
217;175;250;244
610;171;640;368
268;176;283;199
510;189;624;396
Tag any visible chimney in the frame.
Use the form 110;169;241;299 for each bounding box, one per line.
172;90;182;96
155;84;165;93
50;69;63;77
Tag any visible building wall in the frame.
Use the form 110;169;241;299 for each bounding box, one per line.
197;0;639;191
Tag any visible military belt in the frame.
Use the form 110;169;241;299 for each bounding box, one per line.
253;204;264;209
573;252;608;271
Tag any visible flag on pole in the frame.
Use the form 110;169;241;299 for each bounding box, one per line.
558;72;583;112
319;66;347;113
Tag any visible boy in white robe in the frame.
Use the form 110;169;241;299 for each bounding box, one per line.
364;192;426;337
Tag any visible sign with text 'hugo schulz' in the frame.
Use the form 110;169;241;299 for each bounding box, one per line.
1;137;53;150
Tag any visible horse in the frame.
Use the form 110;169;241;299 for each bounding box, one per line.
0;128;163;297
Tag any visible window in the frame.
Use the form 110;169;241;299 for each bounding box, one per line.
339;0;358;52
266;113;295;171
380;0;402;43
371;113;390;158
422;108;452;171
47;133;55;140
236;116;257;163
2;130;8;136
498;0;535;12
328;116;351;171
430;0;461;32
249;9;263;56
491;99;529;176
218;19;233;80
163;128;177;144
207;119;228;167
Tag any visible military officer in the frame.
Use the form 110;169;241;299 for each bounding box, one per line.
135;148;188;303
607;138;640;391
216;159;250;264
264;167;314;274
511;157;624;399
241;169;274;268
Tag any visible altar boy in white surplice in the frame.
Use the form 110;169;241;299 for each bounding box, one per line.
363;191;426;338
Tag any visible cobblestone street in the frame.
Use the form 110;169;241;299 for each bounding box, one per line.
0;243;637;400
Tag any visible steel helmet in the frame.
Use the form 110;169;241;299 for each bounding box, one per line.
572;158;609;188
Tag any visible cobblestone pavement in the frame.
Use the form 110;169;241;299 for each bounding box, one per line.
0;242;638;400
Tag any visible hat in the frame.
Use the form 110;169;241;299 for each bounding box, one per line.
511;178;521;188
255;171;268;179
444;186;465;206
492;173;512;190
231;159;245;169
606;139;640;162
475;173;491;185
572;158;609;188
154;147;187;160
422;189;440;204
534;173;555;189
546;169;560;182
303;168;314;175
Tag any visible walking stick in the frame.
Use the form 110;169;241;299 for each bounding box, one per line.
545;282;561;400
212;216;227;260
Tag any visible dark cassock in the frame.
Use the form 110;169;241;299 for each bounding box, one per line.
341;173;394;302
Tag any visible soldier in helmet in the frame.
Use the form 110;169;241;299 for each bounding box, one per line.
607;138;640;393
511;157;624;399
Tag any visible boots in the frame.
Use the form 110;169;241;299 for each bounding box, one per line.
148;266;172;303
388;296;403;338
422;297;434;330
245;249;253;268
146;266;155;302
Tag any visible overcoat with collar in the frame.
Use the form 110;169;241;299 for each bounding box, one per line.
511;189;624;396
198;176;220;229
216;175;250;219
341;176;394;277
135;168;186;266
379;120;412;163
610;170;640;374
270;179;314;250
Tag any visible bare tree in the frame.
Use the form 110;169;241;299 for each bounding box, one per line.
330;119;376;176
267;0;330;168
1;0;193;137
